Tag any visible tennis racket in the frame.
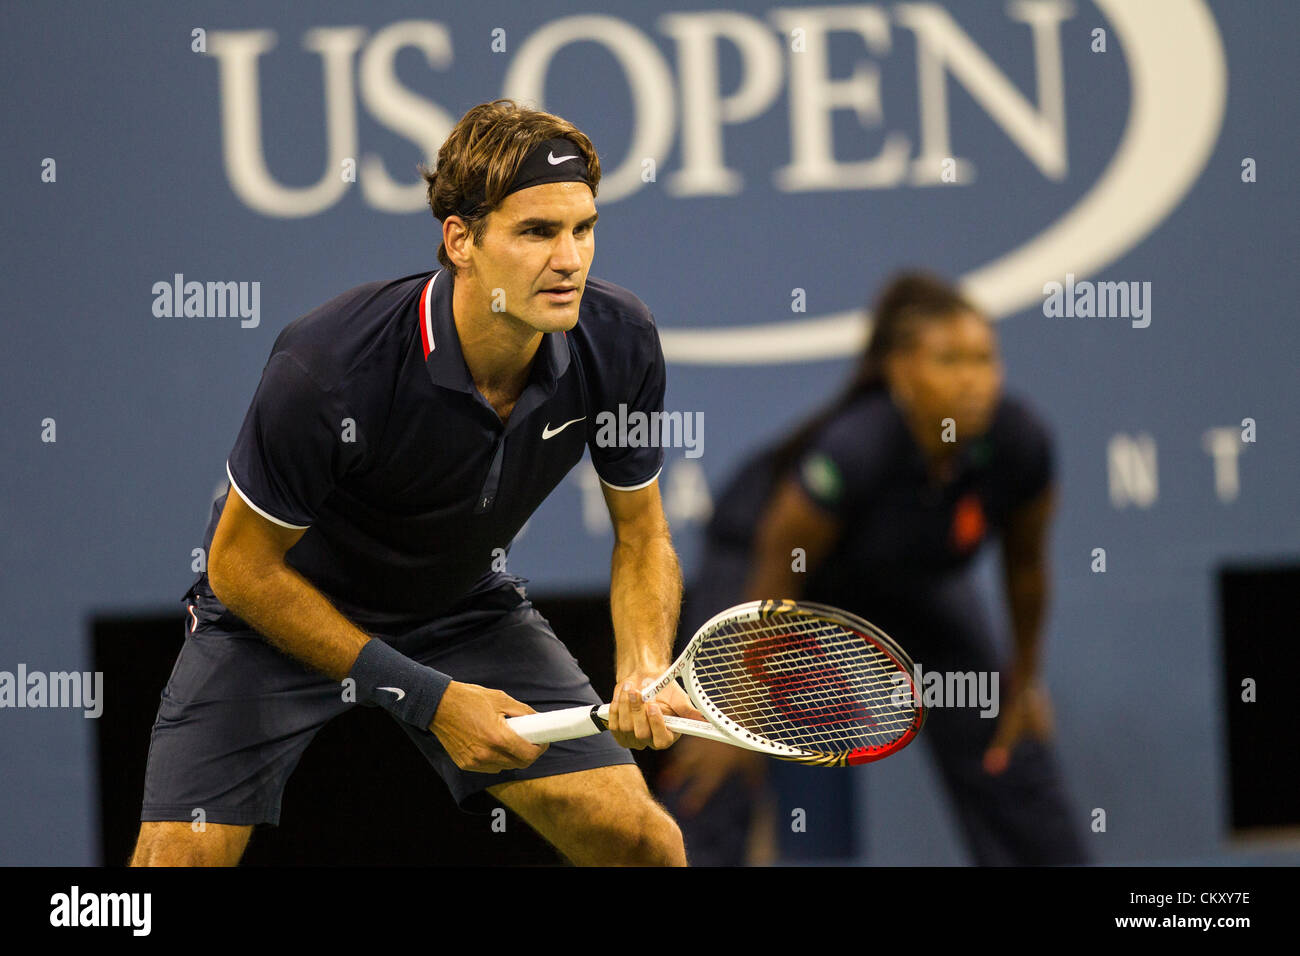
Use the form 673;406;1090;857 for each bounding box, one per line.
507;599;925;767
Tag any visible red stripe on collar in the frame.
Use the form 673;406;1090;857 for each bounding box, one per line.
419;274;437;359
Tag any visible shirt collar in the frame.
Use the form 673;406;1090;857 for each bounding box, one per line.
419;269;571;397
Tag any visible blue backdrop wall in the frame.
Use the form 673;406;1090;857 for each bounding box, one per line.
2;0;1297;864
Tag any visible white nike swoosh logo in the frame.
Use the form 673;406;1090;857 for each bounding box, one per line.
542;416;586;439
547;151;579;165
378;686;406;701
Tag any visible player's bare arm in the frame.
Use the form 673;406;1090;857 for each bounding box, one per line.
984;482;1058;775
209;486;546;773
208;486;359;678
743;476;842;602
999;483;1056;689
600;478;702;750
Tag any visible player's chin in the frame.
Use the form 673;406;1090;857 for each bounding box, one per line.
953;406;993;434
531;300;580;329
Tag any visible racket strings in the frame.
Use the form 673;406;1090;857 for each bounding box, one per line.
690;613;919;753
695;673;907;748
702;651;906;724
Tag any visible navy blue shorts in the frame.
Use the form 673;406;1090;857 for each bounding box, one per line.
140;583;634;826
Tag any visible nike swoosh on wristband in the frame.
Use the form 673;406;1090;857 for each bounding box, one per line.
547;151;579;165
378;686;406;701
542;416;586;439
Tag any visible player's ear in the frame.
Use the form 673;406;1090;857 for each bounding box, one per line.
443;215;476;275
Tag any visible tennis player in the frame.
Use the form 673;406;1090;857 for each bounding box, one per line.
130;99;697;867
658;273;1091;865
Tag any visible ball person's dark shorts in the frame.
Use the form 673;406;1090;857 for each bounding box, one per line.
140;582;634;826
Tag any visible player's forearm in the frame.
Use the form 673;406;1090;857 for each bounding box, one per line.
210;555;452;729
744;479;838;602
744;547;807;603
207;556;372;681
744;511;812;602
1002;557;1047;685
609;532;682;679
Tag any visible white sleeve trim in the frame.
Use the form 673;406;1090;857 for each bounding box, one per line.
597;464;662;492
225;462;312;530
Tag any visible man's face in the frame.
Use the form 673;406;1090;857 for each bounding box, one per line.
462;181;597;334
890;311;1003;438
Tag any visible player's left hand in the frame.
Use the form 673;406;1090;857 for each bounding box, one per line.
607;672;705;751
982;678;1054;775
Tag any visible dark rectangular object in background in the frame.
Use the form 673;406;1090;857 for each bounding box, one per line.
1218;562;1300;835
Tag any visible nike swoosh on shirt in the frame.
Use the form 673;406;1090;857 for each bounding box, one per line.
378;686;406;701
542;416;586;439
547;151;579;165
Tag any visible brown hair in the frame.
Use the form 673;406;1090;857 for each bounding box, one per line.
766;271;982;482
420;99;602;274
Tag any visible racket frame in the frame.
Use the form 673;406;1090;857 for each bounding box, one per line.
507;599;926;766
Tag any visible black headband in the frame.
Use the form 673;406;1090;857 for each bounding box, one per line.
455;138;591;217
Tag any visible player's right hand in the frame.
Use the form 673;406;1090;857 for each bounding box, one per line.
429;681;548;773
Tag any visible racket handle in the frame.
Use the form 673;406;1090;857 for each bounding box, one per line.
507;704;752;748
507;705;605;743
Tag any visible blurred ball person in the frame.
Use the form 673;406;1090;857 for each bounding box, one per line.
657;272;1091;866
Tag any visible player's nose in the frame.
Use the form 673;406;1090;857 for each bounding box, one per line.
549;231;583;273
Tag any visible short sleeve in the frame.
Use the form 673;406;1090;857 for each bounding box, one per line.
225;351;351;528
1000;398;1056;508
791;407;879;519
589;320;667;491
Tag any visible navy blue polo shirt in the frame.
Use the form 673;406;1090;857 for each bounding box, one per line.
193;268;666;632
706;388;1054;602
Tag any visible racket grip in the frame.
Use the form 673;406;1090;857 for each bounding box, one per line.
508;705;606;743
508;704;752;748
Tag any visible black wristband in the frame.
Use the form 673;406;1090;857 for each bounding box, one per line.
348;639;453;731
